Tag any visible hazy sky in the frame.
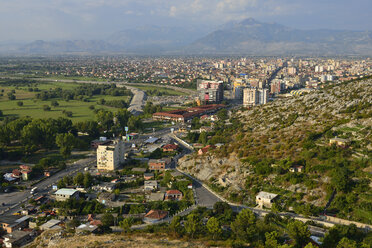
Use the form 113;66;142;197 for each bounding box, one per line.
1;0;371;42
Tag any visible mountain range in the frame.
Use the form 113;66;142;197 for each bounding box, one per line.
1;18;372;55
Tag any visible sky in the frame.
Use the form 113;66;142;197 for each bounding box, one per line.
0;0;371;42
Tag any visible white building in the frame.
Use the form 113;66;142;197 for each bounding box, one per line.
243;88;268;107
256;191;278;208
97;139;126;171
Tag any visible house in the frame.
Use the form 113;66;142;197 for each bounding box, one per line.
198;145;216;155
165;190;183;201
148;158;172;171
199;126;213;133
144;210;168;223
144;173;154;180
3;230;34;248
147;192;165;201
54;188;80;202
0;216;30;233
98;192;116;204
329;137;349;148
19;165;32;181
11;169;21;179
76;223;99;234
162;144;179;152
144;180;158;191
39;219;61;231
21;170;32;181
289;165;304;173
256;191;278;208
93;182;116;192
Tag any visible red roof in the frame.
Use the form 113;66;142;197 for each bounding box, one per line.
163;144;178;150
12;169;21;177
20;165;31;170
166;190;182;195
90;220;102;226
199;145;216;154
144;210;168;220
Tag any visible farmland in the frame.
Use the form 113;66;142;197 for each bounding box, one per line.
0;79;131;122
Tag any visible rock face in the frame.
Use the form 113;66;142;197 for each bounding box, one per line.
178;153;249;191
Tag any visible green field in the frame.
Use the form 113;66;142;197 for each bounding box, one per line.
132;85;188;96
0;81;130;122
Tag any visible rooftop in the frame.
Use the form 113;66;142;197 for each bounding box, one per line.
256;191;278;200
55;188;79;196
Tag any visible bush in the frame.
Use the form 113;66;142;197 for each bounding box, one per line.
43;105;51;111
17;101;23;106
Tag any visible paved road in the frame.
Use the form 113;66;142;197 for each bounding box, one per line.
0;156;96;216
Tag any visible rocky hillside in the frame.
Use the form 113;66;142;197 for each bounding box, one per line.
26;230;209;248
179;78;372;223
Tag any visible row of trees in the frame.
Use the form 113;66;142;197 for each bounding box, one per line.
166;203;371;248
35;83;132;101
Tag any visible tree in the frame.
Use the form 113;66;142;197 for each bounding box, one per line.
287;220;310;248
198;131;208;145
304;243;317;248
63;176;72;186
51;100;59;107
206;217;221;239
57;179;66;189
66;219;80;229
56;133;76;158
127;115;143;131
119;218;133;233
231;208;257;242
96;109;114;131
265;231;280;248
184;213;200;238
337;237;357;248
83;173;93;188
73;172;84;186
101;213;114;227
8;92;15;100
43;105;51;111
170;215;183;237
115;108;132;130
217;108;228;121
331;167;351;192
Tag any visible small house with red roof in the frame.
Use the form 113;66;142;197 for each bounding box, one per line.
144;210;168;223
165;190;183;201
162;144;179;152
198;145;216;155
11;169;21;179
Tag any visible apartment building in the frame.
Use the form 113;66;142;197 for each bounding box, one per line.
243;88;268;106
97;139;126;171
197;79;224;104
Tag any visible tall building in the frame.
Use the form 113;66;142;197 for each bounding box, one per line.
243;88;258;106
197;79;224;104
97;139;126;171
287;67;297;75
270;81;286;94
243;88;268;107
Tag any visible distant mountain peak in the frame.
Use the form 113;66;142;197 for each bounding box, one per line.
239;18;261;25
